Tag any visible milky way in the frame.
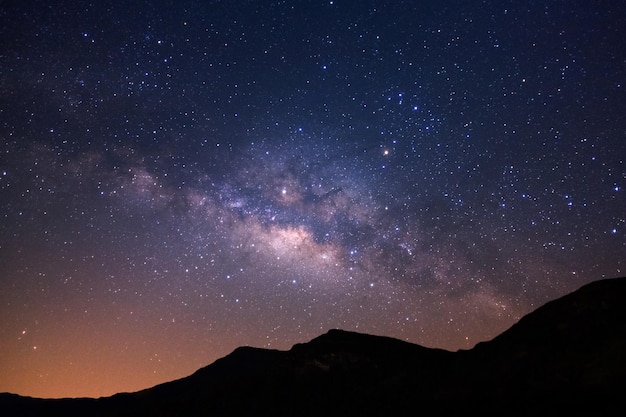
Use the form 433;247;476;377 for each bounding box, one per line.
1;0;625;398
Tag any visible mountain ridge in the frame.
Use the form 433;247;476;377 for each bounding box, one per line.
2;276;625;416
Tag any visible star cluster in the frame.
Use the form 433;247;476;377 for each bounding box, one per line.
1;0;625;398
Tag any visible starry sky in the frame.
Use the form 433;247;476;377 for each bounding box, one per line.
1;0;625;399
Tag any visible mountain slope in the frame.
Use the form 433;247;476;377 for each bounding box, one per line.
2;277;625;416
462;276;626;414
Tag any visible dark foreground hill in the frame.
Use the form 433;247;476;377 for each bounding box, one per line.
2;277;625;416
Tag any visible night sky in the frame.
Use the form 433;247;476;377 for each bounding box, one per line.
1;0;625;399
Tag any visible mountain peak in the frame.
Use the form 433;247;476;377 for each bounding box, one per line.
2;277;625;416
302;328;394;345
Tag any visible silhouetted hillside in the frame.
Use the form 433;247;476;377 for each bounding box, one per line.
2;277;625;416
463;276;626;415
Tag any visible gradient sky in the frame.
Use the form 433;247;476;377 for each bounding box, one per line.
1;0;625;399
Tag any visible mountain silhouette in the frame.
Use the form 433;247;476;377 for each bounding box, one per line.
2;277;625;416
